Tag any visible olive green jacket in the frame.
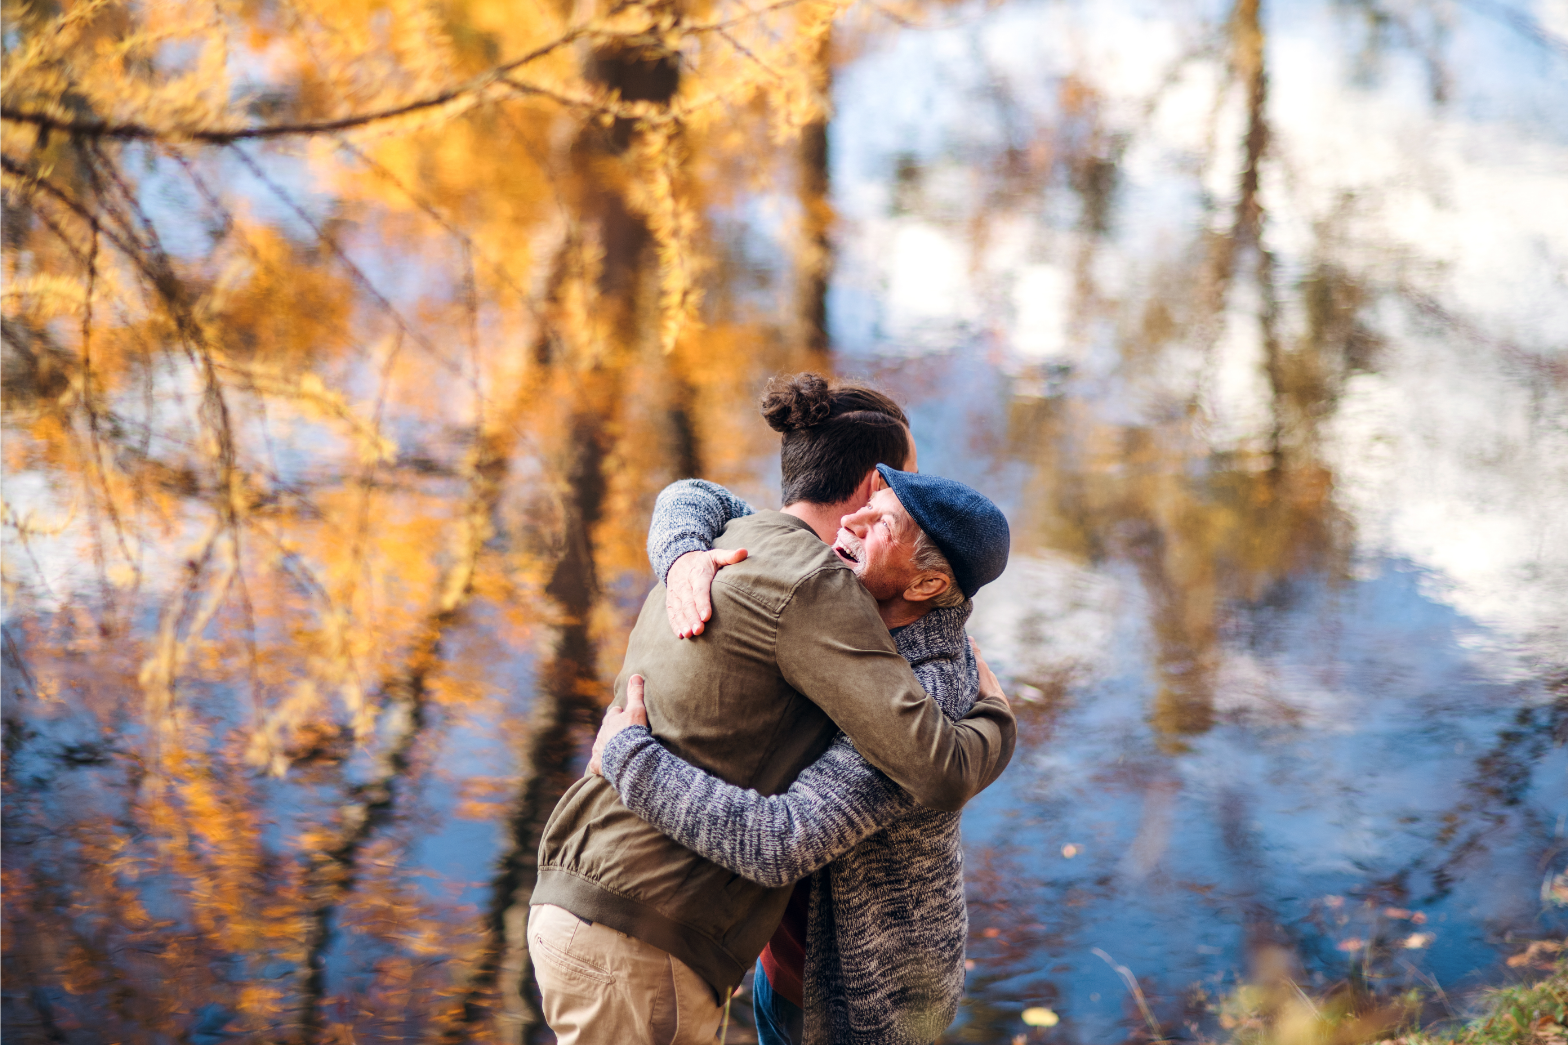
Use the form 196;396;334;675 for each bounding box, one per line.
533;510;1015;997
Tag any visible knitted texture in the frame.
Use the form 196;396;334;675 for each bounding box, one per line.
801;608;975;1045
607;479;978;1044
646;479;755;584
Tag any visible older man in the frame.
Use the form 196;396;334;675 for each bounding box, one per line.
592;465;1012;1044
529;377;1014;1044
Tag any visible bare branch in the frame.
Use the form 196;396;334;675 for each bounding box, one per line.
0;0;821;145
0;24;592;143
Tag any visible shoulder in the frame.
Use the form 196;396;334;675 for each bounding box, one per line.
893;603;973;665
718;510;825;549
655;479;754;520
772;565;898;664
780;561;881;621
711;512;855;612
901;607;979;719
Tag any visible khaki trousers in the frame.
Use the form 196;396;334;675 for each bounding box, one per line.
530;903;725;1045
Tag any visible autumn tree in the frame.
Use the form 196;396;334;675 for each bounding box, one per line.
2;0;855;1040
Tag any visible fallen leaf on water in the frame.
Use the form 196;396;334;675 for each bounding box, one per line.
1337;938;1365;951
1062;844;1080;858
1403;933;1434;949
1383;907;1412;919
983;927;1001;938
965;960;976;971
1022;1007;1060;1027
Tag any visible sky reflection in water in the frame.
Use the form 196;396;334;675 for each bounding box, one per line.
828;0;1566;1037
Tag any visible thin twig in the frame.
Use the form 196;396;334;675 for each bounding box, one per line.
1093;947;1168;1043
1400;959;1456;1018
75;176;139;598
333;138;532;303
1288;978;1322;1018
3;152;244;535
0;25;592;143
227;144;466;379
0;0;819;144
715;26;788;84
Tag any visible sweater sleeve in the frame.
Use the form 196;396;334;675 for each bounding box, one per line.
600;728;915;888
647;480;757;583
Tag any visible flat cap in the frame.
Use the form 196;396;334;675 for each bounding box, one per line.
876;464;1010;598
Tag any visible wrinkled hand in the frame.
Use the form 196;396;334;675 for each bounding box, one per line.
970;638;1009;709
665;548;748;638
588;674;650;776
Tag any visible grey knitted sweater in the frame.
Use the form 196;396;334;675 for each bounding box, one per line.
601;480;979;1044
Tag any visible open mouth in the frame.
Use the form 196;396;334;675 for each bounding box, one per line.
833;530;863;565
833;544;859;564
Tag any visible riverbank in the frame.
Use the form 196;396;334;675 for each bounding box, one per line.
1206;947;1565;1045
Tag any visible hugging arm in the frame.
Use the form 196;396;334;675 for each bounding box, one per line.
639;478;1014;815
647;479;755;582
649;480;756;639
776;570;1015;812
600;728;915;888
598;642;1003;888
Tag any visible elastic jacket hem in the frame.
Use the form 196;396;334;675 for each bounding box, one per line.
531;867;742;1000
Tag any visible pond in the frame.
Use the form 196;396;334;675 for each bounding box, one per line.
2;0;1564;1042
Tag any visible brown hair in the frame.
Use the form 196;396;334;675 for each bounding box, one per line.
760;373;911;505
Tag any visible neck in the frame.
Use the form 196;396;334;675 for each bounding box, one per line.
877;597;931;630
782;500;855;545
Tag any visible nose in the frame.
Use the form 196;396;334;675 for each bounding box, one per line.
840;504;872;536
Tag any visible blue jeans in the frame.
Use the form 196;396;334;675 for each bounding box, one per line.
752;959;803;1045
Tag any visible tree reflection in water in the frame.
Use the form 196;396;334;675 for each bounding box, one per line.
825;0;1566;1038
3;0;1565;1042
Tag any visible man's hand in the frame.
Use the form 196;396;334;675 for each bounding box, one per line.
970;638;1009;709
665;548;748;638
587;674;651;776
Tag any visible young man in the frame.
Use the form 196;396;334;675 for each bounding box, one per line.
593;465;1011;1045
529;376;1016;1043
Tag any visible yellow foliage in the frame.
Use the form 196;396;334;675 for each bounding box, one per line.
3;0;848;1035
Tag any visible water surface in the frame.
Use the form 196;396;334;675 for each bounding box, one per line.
3;0;1565;1041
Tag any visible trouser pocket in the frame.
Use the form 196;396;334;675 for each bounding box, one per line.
530;904;615;986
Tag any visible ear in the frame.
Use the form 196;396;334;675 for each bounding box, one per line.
854;468;882;505
902;571;951;604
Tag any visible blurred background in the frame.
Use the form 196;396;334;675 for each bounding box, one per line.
2;0;1564;1041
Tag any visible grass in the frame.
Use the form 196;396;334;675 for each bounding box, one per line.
1403;962;1568;1045
1204;951;1566;1045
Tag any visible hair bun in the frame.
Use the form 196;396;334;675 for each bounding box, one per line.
760;373;834;433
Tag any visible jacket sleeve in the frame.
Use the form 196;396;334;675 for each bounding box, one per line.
775;569;1016;813
600;729;914;888
646;480;756;584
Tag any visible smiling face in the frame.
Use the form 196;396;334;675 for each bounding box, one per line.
831;487;922;601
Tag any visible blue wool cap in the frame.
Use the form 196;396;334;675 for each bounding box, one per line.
876;464;1010;598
